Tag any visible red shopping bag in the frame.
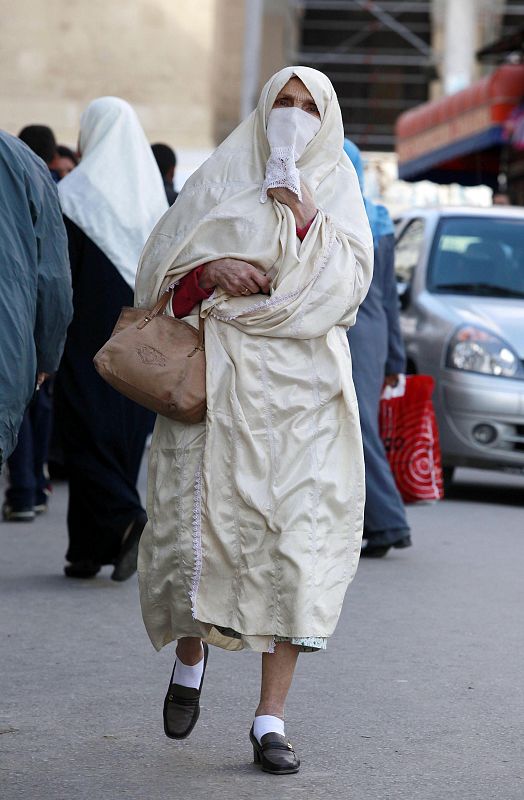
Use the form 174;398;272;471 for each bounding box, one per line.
379;375;443;503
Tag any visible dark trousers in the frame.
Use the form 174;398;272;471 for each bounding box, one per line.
5;382;53;509
65;460;145;566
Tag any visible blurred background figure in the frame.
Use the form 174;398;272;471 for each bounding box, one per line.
2;379;54;522
0;131;72;501
344;139;412;559
151;142;178;205
18;124;61;181
55;96;168;581
47;145;79;478
56;145;78;178
2;126;73;522
492;191;511;205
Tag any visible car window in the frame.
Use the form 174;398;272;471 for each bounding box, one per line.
395;219;425;284
428;216;524;298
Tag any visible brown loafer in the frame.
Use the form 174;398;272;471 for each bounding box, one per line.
249;726;300;774
163;642;208;739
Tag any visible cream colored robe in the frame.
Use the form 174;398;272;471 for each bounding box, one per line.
135;67;374;653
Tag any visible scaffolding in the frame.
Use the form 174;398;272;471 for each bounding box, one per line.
294;0;433;151
294;0;524;152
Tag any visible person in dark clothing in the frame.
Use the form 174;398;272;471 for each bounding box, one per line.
56;145;78;178
3;380;54;520
151;142;178;205
56;218;155;577
46;145;80;478
18;124;57;164
344;139;412;558
0;131;72;479
55;96;168;581
18;124;61;179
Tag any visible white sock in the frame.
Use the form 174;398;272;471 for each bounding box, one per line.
173;646;204;690
253;714;285;743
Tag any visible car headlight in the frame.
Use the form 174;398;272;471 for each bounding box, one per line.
446;326;524;379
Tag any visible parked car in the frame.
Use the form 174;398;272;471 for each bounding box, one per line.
394;206;524;488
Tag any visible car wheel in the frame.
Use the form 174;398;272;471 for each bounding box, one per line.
443;466;455;495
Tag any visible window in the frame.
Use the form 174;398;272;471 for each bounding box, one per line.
395;218;425;284
428;216;524;297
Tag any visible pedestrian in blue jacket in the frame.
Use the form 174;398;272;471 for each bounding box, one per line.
0;131;72;472
344;139;412;557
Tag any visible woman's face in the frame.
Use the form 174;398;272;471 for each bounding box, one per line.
57;156;76;178
272;78;320;119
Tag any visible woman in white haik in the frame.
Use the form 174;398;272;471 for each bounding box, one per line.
55;97;168;581
135;67;373;774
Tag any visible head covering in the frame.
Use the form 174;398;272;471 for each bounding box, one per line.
59;97;168;289
136;66;372;317
343;138;393;249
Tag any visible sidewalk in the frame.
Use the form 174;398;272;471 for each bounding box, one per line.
1;467;523;799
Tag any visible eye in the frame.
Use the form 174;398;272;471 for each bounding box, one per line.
274;97;291;107
306;104;320;117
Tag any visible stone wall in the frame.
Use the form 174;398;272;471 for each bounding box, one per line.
0;0;297;152
0;0;220;149
212;0;245;144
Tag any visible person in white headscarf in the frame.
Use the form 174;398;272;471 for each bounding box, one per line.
55;97;168;582
135;67;373;774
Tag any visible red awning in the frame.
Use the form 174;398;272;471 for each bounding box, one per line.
396;65;524;186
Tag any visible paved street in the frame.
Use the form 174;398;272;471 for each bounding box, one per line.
1;462;523;800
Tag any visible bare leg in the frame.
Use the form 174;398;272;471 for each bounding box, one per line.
256;641;300;719
176;636;203;665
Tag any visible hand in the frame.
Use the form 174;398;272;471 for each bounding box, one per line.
383;374;401;388
267;179;316;228
36;372;49;389
199;258;271;297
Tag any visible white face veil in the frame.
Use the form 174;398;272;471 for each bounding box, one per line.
261;107;321;202
266;107;321;161
58;97;168;289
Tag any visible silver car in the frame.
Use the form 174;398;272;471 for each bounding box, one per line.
394;206;524;487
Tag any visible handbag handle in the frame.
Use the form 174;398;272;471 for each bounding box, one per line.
136;289;173;329
196;311;205;351
137;288;205;353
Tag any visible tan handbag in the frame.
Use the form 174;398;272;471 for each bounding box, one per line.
93;287;206;423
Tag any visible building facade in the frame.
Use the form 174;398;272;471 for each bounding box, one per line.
0;0;298;152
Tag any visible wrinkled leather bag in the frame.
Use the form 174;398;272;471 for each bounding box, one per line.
93;287;206;423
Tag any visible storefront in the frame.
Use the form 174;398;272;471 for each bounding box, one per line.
396;64;524;204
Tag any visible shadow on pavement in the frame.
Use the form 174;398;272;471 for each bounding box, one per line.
0;572;127;594
444;480;524;507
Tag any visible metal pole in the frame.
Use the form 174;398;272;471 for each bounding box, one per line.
443;0;477;94
241;0;264;120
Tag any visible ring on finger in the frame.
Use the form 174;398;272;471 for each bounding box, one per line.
241;287;249;295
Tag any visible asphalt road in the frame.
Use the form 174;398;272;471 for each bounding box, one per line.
1;464;523;800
